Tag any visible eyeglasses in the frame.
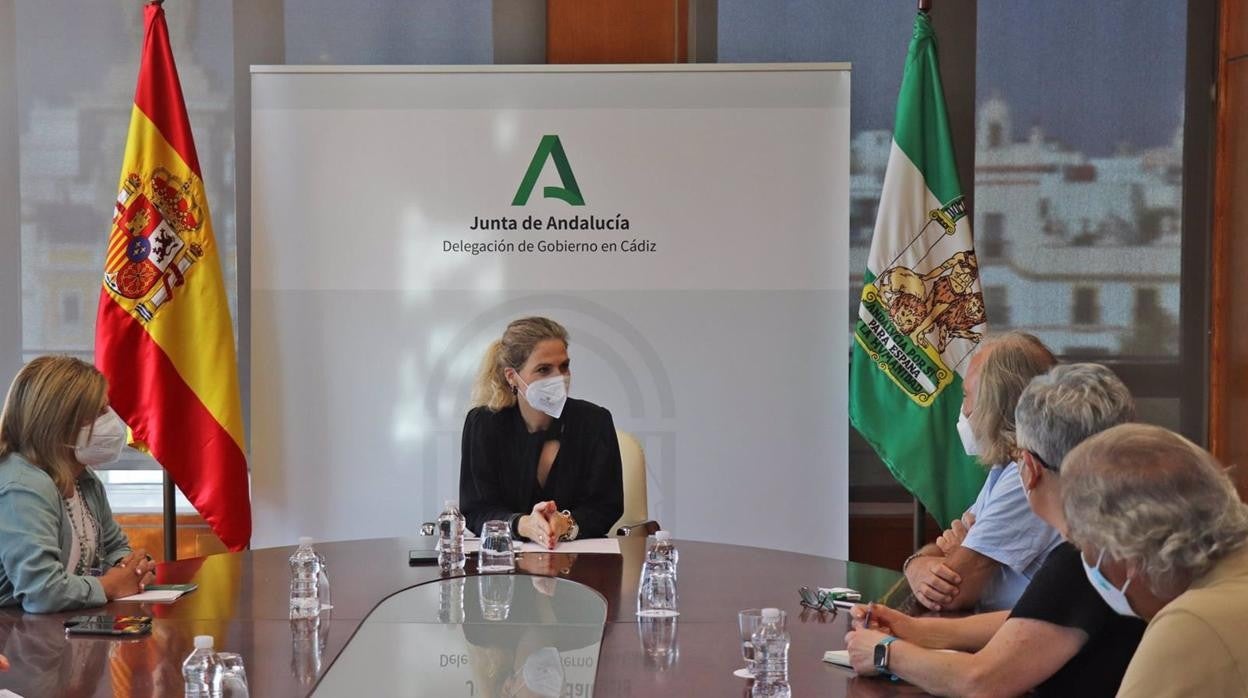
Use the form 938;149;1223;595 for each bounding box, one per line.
1025;449;1060;472
798;586;838;613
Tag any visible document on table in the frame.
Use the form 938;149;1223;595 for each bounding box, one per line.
825;648;957;669
462;538;620;555
0;689;26;698
520;538;621;554
823;650;854;668
118;583;198;603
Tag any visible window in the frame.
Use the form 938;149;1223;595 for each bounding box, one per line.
1072;287;1100;326
7;1;237;513
976;0;1186;357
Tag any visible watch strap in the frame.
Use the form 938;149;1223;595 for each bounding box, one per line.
874;635;897;672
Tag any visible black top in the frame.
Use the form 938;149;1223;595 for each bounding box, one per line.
458;398;624;539
1009;542;1147;697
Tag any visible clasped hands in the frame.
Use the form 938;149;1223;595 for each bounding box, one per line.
99;548;157;600
517;501;570;550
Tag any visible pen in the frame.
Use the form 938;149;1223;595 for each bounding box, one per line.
863;601;874;630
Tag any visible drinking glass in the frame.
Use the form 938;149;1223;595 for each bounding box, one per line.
736;609;763;678
479;520;516;573
216;652;249;698
736;608;787;679
479;573;515;621
636;558;679;618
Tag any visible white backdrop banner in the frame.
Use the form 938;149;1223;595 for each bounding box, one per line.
250;65;851;557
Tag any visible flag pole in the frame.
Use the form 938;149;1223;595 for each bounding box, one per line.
913;499;926;552
163;473;177;561
912;0;933;555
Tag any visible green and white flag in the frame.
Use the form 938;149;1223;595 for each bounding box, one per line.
850;13;987;527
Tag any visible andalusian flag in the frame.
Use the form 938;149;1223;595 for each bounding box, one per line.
95;1;250;550
849;13;987;527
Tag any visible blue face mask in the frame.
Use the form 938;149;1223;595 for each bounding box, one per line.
1081;550;1139;618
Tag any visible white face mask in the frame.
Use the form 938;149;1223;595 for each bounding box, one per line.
516;374;570;419
956;411;979;456
74;408;128;467
1081;550;1139;618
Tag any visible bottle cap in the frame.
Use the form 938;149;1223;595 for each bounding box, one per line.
298;536;313;546
655;531;672;542
194;635;214;649
761;608;780;621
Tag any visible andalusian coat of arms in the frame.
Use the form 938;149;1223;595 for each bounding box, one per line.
855;197;987;406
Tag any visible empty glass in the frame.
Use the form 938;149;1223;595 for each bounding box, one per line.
479;520;516;573
636;558;679;617
735;608;786;679
479;573;515;621
737;609;763;678
216;652;249;698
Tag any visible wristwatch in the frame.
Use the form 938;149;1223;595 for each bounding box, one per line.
873;636;897;674
558;510;580;541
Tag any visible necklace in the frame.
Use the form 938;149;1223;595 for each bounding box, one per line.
63;481;98;575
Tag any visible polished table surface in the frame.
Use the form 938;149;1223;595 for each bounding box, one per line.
0;537;930;697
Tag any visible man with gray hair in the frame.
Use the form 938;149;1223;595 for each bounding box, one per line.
846;364;1145;697
1062;423;1248;697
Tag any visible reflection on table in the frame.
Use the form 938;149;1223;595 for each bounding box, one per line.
315;575;605;697
0;537;926;697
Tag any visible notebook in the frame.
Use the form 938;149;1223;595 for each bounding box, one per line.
118;583;198;603
824;647;957;669
823;650;854;668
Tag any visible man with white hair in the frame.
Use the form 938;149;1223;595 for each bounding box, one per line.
903;331;1063;612
846;364;1146;696
1062;423;1248;698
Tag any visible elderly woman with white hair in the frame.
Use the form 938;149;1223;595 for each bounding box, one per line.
1062;423;1248;698
846;363;1145;696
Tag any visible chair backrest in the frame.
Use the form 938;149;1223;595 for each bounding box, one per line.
612;430;648;534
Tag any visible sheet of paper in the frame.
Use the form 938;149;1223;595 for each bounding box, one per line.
117;589;184;603
462;540;522;555
0;689;27;698
519;538;621;555
459;538;620;555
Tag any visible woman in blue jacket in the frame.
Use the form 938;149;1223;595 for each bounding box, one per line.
0;356;155;613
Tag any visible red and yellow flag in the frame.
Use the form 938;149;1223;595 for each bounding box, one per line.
95;1;250;551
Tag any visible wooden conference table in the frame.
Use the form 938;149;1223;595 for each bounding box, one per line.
0;537;932;697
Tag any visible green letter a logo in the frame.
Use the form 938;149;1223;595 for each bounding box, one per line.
512;135;585;206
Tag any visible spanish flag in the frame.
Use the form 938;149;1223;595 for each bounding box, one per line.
95;1;250;551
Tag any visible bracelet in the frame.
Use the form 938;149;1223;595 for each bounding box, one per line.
901;551;932;572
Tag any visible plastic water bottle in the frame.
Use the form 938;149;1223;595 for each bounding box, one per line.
289;537;321;619
438;500;466;571
649;530;679;573
751;608;791;697
183;635;222;698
